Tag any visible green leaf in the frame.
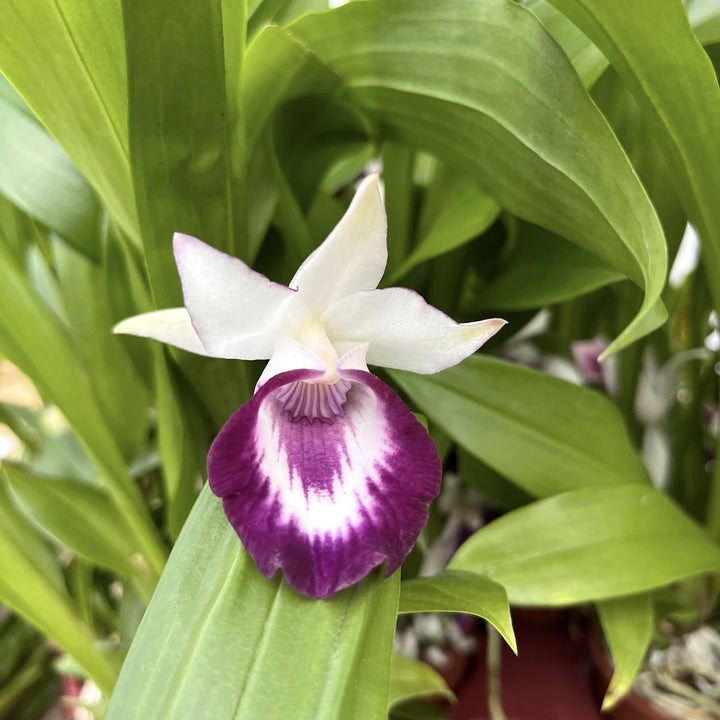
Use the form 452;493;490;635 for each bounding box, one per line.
122;0;243;307
390;169;500;283
153;347;201;540
2;462;139;580
596;593;655;710
449;484;720;605
382;142;416;275
283;0;667;353
0;479;117;694
0;0;137;238
248;0;328;40
0;476;64;594
688;0;720;45
52;237;150;462
591;69;687;256
544;0;720;321
390;355;648;498
0;236;166;578
399;570;516;653
243;26;343;155
388;654;454;709
523;0;608;87
472;223;623;310
0;78;103;261
107;487;399;719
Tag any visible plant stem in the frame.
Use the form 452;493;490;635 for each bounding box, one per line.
486;624;507;720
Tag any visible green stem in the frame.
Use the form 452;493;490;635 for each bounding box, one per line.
486;624;507;720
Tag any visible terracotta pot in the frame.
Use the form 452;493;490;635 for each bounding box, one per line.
446;610;604;720
586;621;672;720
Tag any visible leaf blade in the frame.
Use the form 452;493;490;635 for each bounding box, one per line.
399;570;516;653
450;485;720;606
390;356;648;499
107;487;399;720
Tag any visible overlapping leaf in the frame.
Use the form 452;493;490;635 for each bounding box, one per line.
450;485;720;605
107;488;399;719
391;356;648;498
596;593;655;709
0;0;136;237
399;570;516;652
545;0;720;317
0;480;117;694
278;0;667;353
0;238;165;578
0;78;103;261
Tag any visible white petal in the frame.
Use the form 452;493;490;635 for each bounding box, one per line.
173;233;301;360
113;308;212;356
323;288;507;373
337;343;370;373
289;175;387;313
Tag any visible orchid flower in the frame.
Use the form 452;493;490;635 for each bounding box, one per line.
115;175;505;598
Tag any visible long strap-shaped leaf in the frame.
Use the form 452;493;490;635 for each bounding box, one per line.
265;0;668;354
107;487;399;719
0;480;118;695
0;0;137;238
543;0;720;311
121;0;244;307
390;355;649;499
0;239;166;579
0;78;104;262
449;484;720;605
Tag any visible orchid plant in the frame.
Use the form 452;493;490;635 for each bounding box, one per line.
116;175;504;599
0;0;720;719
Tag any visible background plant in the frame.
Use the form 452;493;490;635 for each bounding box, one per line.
0;0;719;717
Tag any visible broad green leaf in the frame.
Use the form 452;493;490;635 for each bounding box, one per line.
390;170;500;283
399;570;516;653
545;0;720;320
472;223;623;310
390;355;648;498
122;0;242;307
450;485;720;606
0;480;117;694
0;78;103;261
388;654;454;709
2;463;140;581
596;593;655;710
0;238;166;577
283;0;667;353
0;0;137;238
107;487;399;720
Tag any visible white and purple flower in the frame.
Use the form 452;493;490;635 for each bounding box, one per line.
115;175;505;598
